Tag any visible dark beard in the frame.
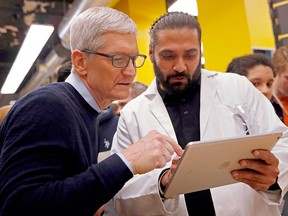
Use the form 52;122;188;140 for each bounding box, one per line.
153;59;201;94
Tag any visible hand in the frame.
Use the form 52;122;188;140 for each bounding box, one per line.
122;130;183;174
161;156;181;187
231;150;279;190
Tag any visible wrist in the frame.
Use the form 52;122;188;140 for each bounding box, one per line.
158;168;170;199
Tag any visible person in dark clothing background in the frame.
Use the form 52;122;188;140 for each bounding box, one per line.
0;7;182;216
57;60;72;82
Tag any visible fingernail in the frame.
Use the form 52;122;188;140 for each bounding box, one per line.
254;150;260;156
240;161;247;166
232;172;239;179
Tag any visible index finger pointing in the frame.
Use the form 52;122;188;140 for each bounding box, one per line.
162;134;183;157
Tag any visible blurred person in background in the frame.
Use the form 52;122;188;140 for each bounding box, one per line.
226;53;283;120
226;53;275;100
57;60;72;82
111;81;148;116
272;45;288;216
0;104;13;125
272;45;288;126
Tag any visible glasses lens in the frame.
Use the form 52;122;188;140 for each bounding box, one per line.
134;55;146;68
112;54;130;68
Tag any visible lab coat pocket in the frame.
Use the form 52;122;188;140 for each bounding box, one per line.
206;104;249;138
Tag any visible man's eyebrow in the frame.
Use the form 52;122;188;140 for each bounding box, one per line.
159;48;198;53
185;48;199;53
159;49;174;53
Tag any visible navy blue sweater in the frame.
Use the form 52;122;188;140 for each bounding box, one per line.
0;82;132;216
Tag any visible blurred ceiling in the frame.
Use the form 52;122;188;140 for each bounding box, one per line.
0;0;75;106
0;0;175;106
0;0;115;106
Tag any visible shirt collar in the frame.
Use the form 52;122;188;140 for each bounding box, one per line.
65;72;101;112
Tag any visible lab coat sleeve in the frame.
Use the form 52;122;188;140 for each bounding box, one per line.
240;77;288;205
258;125;288;204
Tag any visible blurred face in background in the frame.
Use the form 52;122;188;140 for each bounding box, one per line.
246;65;274;100
112;94;133;116
274;62;288;98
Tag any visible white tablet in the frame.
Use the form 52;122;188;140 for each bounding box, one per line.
163;132;282;198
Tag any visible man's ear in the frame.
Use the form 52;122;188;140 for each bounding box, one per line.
71;50;88;76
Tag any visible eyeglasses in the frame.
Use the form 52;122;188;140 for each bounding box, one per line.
81;49;147;68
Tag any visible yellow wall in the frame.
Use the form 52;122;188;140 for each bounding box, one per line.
244;0;275;48
197;0;252;71
113;0;167;85
197;0;275;72
111;0;275;80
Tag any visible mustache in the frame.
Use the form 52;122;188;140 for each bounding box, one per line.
167;73;190;79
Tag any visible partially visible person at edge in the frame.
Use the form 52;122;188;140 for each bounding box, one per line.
272;45;288;125
111;81;148;116
0;7;182;216
272;45;288;216
0;104;13;125
108;12;288;216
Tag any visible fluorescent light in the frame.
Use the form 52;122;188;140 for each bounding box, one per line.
1;24;54;94
168;0;198;16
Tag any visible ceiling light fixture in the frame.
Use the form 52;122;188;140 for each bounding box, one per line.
1;24;54;94
168;0;198;16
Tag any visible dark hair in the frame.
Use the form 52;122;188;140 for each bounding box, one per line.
57;61;72;82
226;53;275;77
149;12;202;48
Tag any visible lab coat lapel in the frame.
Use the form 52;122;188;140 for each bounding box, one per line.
145;79;178;142
200;70;218;139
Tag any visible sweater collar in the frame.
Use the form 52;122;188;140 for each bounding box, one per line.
65;72;101;112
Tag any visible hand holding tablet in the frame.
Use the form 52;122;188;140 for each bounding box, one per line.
163;132;282;198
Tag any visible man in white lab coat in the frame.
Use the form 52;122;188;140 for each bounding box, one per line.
109;12;288;216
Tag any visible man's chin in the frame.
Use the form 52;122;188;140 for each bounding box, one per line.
168;82;188;92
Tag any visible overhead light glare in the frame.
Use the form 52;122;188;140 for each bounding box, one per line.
1;24;54;94
168;0;198;16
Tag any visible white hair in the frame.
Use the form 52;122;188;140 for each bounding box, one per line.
70;7;138;51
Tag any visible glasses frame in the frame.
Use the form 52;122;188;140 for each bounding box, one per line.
81;49;147;68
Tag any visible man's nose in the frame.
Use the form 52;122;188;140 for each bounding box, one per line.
173;58;187;72
122;59;136;77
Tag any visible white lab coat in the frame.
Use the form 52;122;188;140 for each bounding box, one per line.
111;69;288;216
